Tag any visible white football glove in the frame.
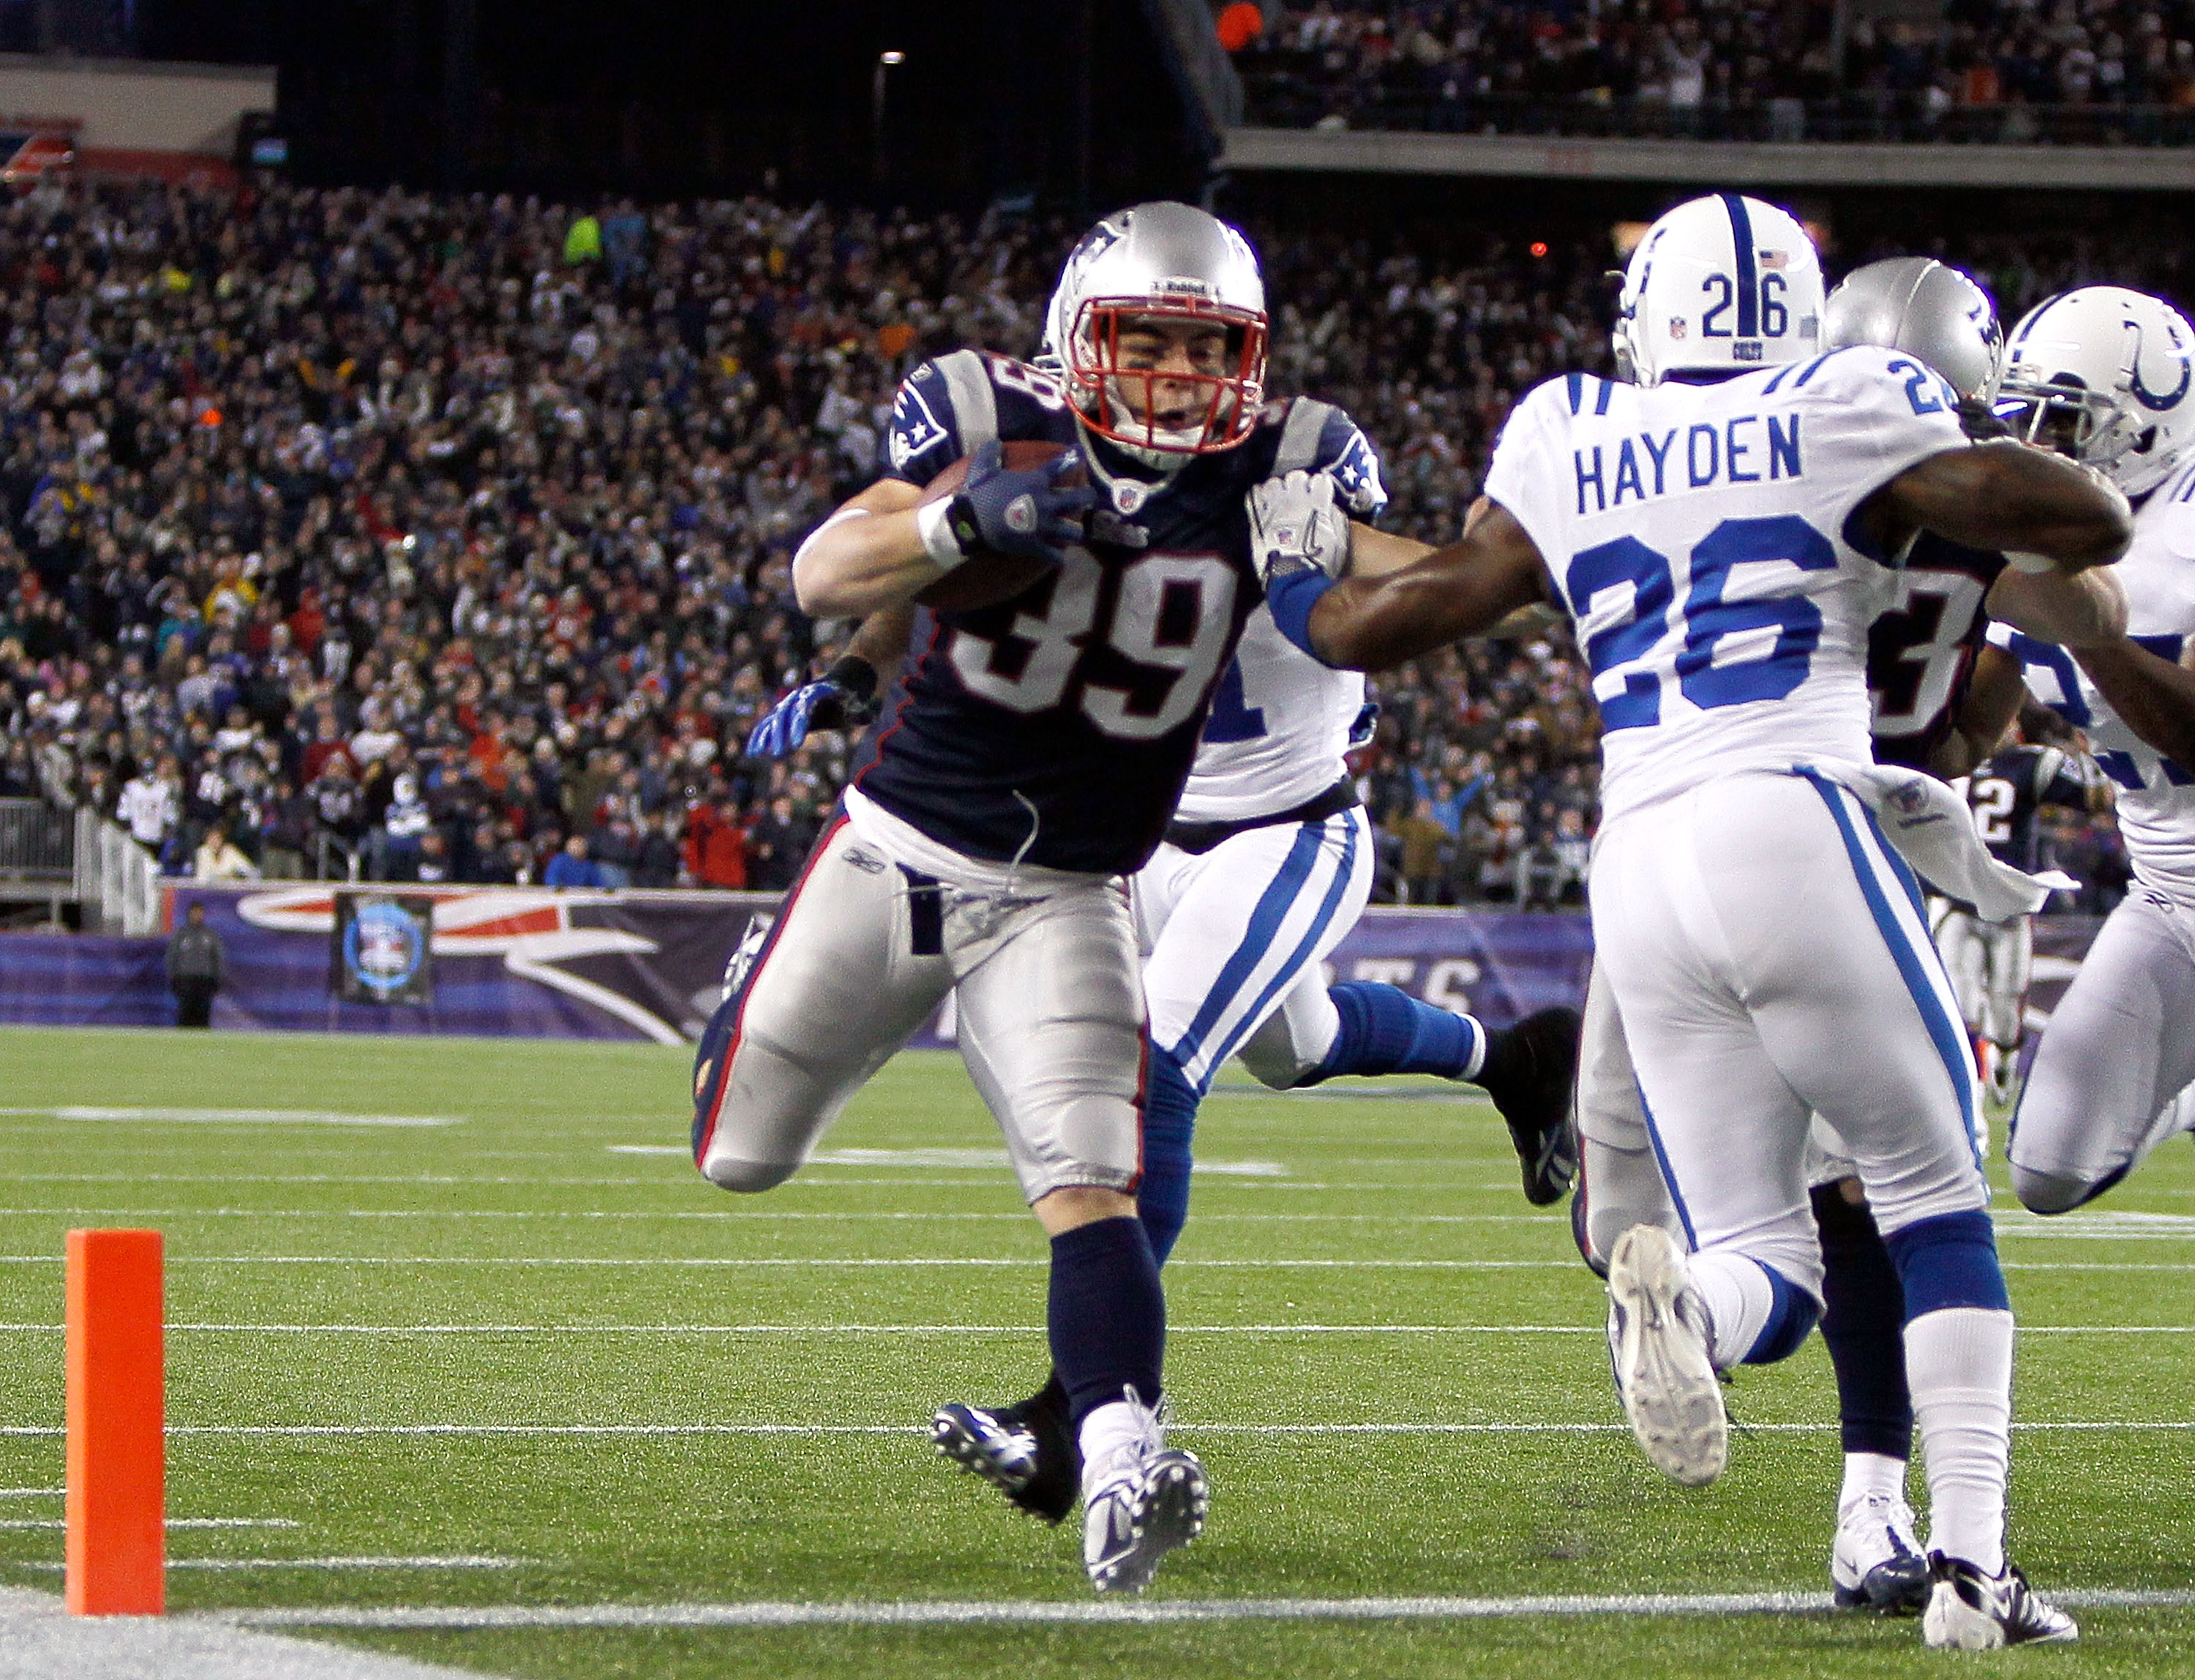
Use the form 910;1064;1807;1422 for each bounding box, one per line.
1247;470;1351;585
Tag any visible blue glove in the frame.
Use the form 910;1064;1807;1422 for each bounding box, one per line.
744;658;881;757
1348;701;1381;747
944;438;1096;566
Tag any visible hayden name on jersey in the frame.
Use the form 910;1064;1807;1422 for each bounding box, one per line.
1995;452;2195;908
855;348;1385;875
1484;348;1971;819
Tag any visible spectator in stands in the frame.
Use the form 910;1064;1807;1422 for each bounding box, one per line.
544;833;607;890
118;756;179;857
166;902;224;1030
193;823;260;883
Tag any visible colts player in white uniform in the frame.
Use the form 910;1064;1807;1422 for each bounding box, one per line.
1566;258;2127;1619
1253;195;2128;1647
1988;288;2195;1212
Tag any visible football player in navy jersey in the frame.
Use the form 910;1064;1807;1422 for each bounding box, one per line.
688;202;1392;1594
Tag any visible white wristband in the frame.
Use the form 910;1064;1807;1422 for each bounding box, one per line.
915;498;967;573
2003;550;2058;574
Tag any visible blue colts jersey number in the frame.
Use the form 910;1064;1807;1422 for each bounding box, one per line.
1202;656;1267;743
1567;515;1839;730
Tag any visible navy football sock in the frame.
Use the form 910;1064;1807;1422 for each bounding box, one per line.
1303;980;1482;1084
1135;1046;1199;1266
1048;1215;1166;1429
1812;1185;1914;1456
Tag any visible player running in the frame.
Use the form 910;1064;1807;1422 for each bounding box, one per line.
752;412;1582;1534
691;201;1395;1594
1250;194;2128;1648
1937;731;2105;1109
1571;255;2125;1618
1987;287;2195;1214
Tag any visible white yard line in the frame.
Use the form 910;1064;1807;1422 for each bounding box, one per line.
2;1421;2188;1439
0;1518;299;1531
0;1253;2183;1271
211;1585;2195;1630
0;1207;1566;1223
1;1321;2189;1335
0;1108;462;1128
9;1557;521;1571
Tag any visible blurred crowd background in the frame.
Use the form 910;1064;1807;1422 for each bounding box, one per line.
0;176;2171;908
1232;0;2195;145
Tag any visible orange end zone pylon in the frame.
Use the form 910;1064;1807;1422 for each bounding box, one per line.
65;1228;164;1615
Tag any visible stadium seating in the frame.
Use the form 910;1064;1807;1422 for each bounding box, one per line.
0;179;2160;906
1237;1;2195;145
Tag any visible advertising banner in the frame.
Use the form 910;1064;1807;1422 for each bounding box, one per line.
0;882;2114;1054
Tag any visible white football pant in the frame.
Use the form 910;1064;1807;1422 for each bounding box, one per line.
1587;771;1989;1297
1133;807;1374;1093
1930;898;2033;1049
2010;887;2195;1210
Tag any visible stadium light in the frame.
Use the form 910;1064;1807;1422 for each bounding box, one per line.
874;52;906;184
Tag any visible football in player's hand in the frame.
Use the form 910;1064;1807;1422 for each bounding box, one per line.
915;441;1088;612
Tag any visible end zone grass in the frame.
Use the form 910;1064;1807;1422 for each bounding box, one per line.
1;1025;2191;1678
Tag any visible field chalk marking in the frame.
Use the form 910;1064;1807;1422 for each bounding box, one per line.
211;1586;2195;1630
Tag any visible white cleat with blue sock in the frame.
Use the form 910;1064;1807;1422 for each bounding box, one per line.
1605;1224;1727;1487
1079;1388;1208;1594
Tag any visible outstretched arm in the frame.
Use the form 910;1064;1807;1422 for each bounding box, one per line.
1298;502;1554;672
1862;441;2132;574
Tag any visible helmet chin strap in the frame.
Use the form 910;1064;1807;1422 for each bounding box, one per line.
1075;412;1193;494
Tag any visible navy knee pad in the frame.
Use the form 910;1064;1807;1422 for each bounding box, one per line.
1740;1261;1821;1365
1885;1208;2011;1319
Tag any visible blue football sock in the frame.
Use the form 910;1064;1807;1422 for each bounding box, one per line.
1048;1215;1166;1428
1135;1046;1198;1267
1885;1208;2011;1318
1304;981;1484;1085
1812;1184;1913;1458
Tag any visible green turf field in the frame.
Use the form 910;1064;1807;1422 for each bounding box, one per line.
1;1024;2191;1678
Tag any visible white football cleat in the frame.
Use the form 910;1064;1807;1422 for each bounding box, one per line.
1605;1224;1727;1487
1080;1392;1207;1594
1923;1554;2078;1648
1831;1491;1929;1613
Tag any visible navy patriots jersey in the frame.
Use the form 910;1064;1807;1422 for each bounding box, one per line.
852;349;1385;876
1966;743;2090;873
1868;533;2008;772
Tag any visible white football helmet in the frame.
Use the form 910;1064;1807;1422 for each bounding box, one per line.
1612;194;1823;386
1822;257;2002;402
1040;201;1268;465
1995;286;2195;495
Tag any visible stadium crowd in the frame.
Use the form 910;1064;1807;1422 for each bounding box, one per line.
1239;0;2195;143
0;176;2166;907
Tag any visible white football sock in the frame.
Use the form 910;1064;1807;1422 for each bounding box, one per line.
1906;1305;2013;1576
1077;1394;1157;1497
1839;1450;1910;1514
1686;1250;1774;1370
